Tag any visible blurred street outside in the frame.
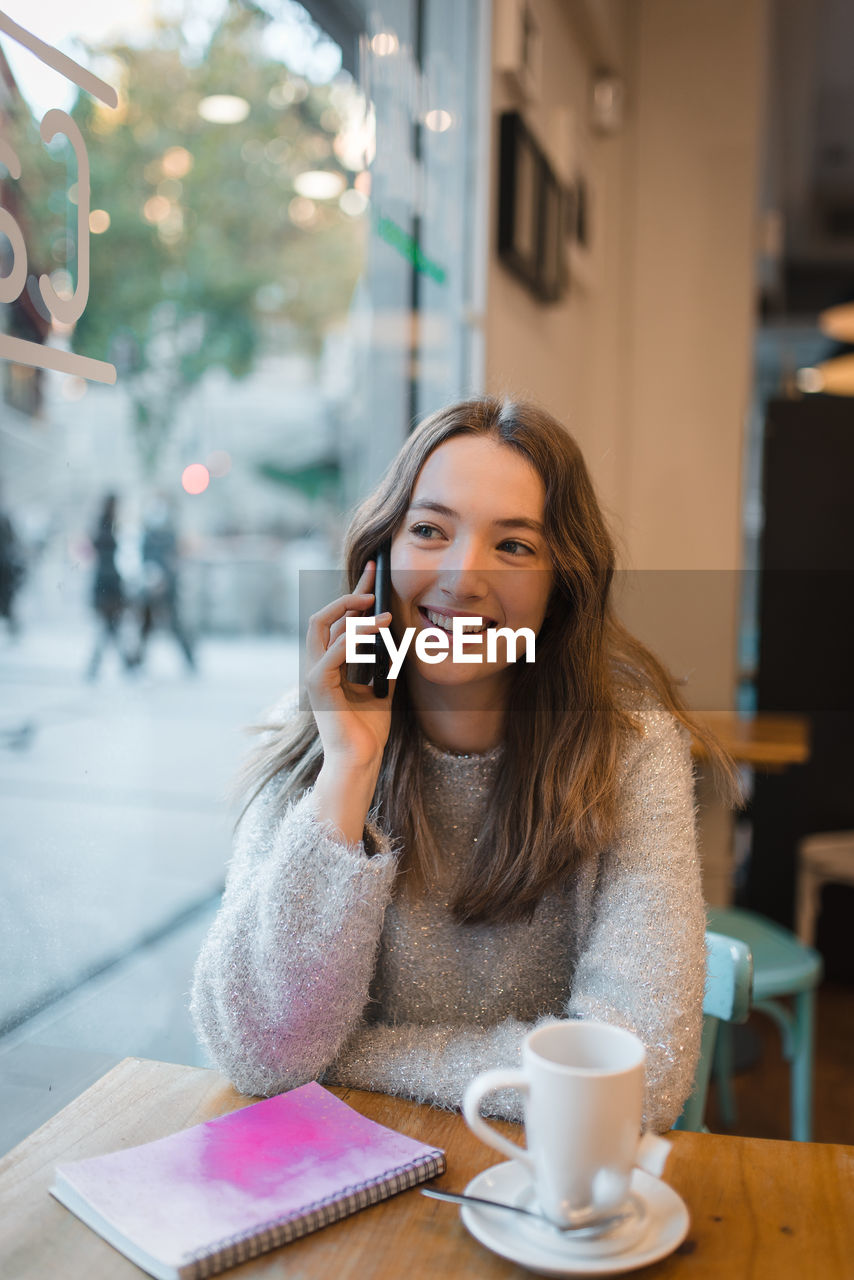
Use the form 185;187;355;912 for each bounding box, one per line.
0;622;298;1154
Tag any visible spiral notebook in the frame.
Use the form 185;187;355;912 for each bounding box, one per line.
50;1081;446;1280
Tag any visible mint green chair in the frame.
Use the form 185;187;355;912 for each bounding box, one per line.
706;906;823;1142
673;929;753;1132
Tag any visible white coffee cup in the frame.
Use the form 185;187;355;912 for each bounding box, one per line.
462;1020;671;1228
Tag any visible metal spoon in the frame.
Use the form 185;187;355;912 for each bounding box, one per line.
420;1187;633;1236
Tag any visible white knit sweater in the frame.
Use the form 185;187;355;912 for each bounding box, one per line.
190;703;705;1132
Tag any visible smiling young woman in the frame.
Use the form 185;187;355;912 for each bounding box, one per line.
191;397;738;1133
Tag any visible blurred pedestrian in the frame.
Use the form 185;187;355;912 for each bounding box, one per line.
133;496;196;672
0;484;25;637
86;492;133;680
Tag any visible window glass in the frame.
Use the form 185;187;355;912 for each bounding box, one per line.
0;0;485;1151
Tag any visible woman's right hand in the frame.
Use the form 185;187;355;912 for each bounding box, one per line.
305;560;395;777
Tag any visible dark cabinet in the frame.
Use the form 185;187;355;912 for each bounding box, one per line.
747;396;854;977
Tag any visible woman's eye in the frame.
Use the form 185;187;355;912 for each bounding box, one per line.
410;523;444;540
498;539;535;556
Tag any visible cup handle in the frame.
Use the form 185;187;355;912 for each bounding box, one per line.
635;1132;671;1177
462;1068;534;1174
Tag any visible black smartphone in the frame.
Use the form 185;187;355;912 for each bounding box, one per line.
372;540;391;698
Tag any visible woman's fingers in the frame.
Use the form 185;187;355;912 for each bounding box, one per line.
305;560;385;674
329;602;391;644
329;607;361;644
306;589;375;663
327;563;381;643
309;630;350;685
310;589;375;630
308;612;392;692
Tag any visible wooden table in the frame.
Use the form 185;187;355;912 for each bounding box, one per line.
691;711;810;772
2;1058;853;1279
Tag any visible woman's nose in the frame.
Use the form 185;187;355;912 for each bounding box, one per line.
437;543;489;599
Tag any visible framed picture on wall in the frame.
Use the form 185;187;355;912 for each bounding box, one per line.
575;174;589;248
566;171;594;292
562;181;578;245
498;111;539;292
538;164;564;302
498;111;567;303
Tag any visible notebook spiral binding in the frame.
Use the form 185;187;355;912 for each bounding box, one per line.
185;1149;446;1279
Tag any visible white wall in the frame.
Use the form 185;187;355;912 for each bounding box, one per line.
621;0;767;575
486;0;626;495
485;0;768;711
485;0;769;901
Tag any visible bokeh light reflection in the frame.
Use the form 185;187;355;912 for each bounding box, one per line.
181;464;210;495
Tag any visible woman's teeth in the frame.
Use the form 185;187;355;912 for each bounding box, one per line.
423;608;489;633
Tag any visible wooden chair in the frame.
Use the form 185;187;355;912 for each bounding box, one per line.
706;905;823;1141
796;830;854;946
673;928;753;1132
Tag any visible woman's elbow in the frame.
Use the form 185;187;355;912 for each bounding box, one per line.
642;1034;701;1132
189;977;338;1098
191;1004;327;1097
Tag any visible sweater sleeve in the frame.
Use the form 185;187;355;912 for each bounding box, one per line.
190;784;398;1097
327;707;703;1133
565;705;705;1131
324;1016;536;1121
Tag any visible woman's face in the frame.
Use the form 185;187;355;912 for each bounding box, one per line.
390;435;554;695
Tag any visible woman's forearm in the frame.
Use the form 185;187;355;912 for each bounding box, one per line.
190;788;396;1096
325;1016;537;1120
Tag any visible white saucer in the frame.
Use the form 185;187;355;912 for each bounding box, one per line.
460;1162;690;1277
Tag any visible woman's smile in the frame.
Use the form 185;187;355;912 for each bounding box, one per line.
416;605;497;633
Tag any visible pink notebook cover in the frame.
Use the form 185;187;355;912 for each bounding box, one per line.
50;1081;445;1278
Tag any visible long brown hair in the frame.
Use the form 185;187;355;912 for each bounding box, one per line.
243;397;738;923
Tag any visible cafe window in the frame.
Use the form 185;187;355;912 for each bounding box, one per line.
0;0;487;1152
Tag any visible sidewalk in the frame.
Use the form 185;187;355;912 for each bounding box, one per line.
0;624;299;1154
